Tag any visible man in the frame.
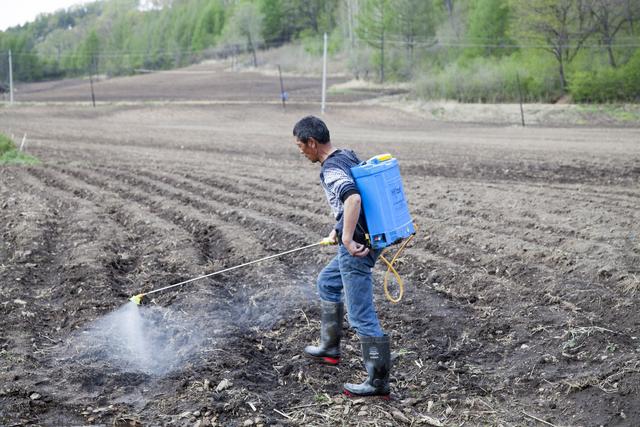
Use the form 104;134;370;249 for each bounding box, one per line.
292;115;391;398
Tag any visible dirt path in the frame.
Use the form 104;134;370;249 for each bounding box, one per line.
1;98;639;426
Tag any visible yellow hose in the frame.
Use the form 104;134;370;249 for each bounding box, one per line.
378;224;417;304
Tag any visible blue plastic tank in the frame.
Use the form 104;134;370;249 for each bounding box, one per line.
351;154;415;249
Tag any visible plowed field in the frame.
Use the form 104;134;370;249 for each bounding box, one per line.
1;66;639;426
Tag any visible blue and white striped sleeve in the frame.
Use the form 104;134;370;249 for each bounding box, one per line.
323;166;359;202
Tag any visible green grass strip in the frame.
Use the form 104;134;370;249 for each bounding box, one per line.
0;133;40;165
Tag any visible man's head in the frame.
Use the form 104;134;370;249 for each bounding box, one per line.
293;116;331;163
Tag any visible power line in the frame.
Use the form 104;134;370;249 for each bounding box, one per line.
355;37;640;49
5;40;639;61
3;40;286;60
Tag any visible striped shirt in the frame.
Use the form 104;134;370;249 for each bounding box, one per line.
320;149;369;245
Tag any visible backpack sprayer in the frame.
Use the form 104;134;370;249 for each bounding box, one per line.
351;153;416;303
129;153;415;305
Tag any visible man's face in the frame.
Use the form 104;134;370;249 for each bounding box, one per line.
294;137;319;163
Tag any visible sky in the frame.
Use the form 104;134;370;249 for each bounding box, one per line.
1;0;94;31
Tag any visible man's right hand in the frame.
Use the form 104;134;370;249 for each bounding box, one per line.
320;229;338;246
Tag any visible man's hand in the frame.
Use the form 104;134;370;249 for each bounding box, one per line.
343;238;369;257
320;229;339;245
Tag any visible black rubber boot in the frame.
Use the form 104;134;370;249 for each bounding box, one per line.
343;335;391;398
304;300;343;365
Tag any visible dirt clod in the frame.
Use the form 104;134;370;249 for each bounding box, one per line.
215;379;232;392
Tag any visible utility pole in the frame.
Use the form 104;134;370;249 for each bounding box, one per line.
89;59;96;108
516;72;525;127
321;33;328;114
8;50;14;104
278;65;286;111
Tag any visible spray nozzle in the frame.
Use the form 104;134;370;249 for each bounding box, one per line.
129;294;145;305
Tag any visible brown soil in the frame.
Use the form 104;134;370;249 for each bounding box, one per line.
12;61;370;104
1;67;639;427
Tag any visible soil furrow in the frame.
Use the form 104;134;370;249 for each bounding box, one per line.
485;180;640;213
180;169;327;214
402;159;640;186
22;167;193;301
133;168;330;229
58;164;326;284
38;165;322;318
47;165;241;265
85;164;316;246
98;159;322;199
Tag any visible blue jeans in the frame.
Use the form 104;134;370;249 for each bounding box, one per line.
317;245;384;337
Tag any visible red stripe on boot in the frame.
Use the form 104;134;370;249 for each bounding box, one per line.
323;356;340;365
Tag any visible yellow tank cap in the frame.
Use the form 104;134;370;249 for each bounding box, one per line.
375;153;393;162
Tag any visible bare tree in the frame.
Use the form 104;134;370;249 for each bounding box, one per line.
626;0;637;33
589;0;639;66
396;0;437;66
357;0;394;83
343;0;359;48
513;0;594;90
443;0;458;37
222;2;264;67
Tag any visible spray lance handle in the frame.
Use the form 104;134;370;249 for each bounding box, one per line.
319;237;338;246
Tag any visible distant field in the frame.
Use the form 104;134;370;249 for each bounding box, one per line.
11;61;367;104
1;66;639;426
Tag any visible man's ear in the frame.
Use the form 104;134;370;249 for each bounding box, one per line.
307;137;317;149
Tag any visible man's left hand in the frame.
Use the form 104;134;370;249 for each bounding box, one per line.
343;239;369;257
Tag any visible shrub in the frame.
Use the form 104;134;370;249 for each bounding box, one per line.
0;133;16;155
570;50;640;102
621;49;640;101
0;133;40;165
413;54;562;102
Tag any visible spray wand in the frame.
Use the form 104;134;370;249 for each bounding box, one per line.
129;238;336;305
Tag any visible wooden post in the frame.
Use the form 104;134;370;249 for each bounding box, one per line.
8;50;14;104
89;60;96;108
278;65;286;111
19;133;27;152
516;72;525;127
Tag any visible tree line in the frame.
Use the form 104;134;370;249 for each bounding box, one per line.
1;0;639;102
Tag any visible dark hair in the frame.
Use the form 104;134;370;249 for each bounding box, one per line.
293;116;330;144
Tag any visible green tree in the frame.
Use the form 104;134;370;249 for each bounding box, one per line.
0;33;44;81
298;0;338;34
260;0;285;43
395;0;437;66
443;0;457;35
78;29;101;73
357;0;395;82
269;0;339;41
465;0;513;58
223;1;264;67
192;0;226;51
511;0;594;90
